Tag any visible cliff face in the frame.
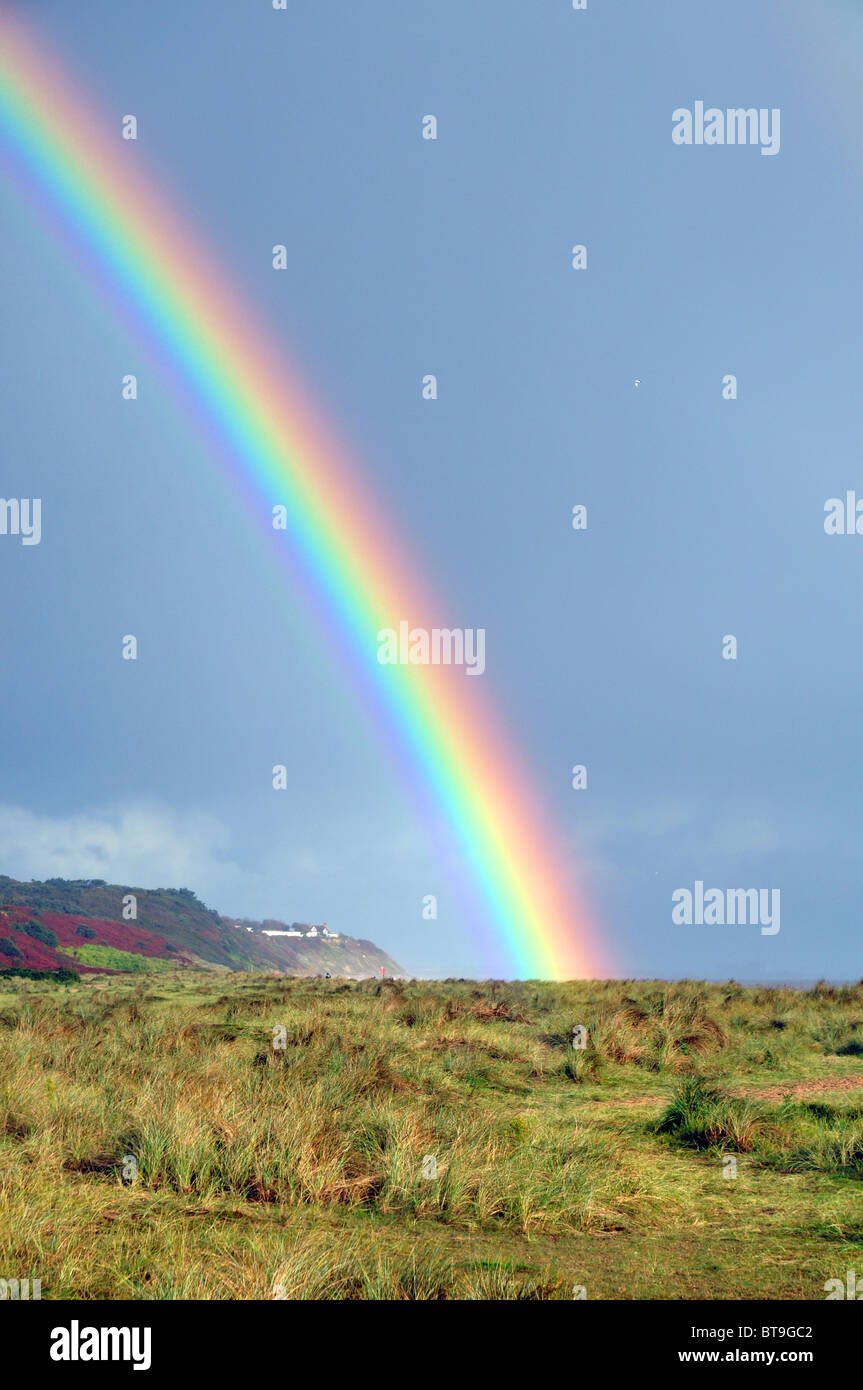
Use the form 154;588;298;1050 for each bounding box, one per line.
223;919;403;978
0;876;403;978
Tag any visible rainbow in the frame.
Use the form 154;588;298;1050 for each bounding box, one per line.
0;15;607;979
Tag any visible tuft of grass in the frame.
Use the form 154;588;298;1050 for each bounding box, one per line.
657;1077;763;1152
595;996;727;1072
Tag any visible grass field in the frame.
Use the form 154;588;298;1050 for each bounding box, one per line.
1;972;861;1299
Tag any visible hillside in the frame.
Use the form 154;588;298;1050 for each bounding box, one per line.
0;876;402;978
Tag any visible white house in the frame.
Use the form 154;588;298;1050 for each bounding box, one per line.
291;921;327;938
261;929;303;937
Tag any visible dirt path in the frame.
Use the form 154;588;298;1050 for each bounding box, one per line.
739;1075;863;1102
608;1075;863;1109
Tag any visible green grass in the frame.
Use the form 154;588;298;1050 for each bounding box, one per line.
0;972;861;1298
60;944;172;973
657;1075;863;1177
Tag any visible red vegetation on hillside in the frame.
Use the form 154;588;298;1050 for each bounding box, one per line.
0;904;191;974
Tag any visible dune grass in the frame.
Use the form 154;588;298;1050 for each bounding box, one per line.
0;973;861;1299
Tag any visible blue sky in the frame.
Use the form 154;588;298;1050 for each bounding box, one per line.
0;0;860;980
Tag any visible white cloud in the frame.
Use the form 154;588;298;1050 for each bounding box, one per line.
0;801;256;904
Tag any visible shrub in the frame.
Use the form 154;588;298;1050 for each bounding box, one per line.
15;919;58;948
0;966;79;982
